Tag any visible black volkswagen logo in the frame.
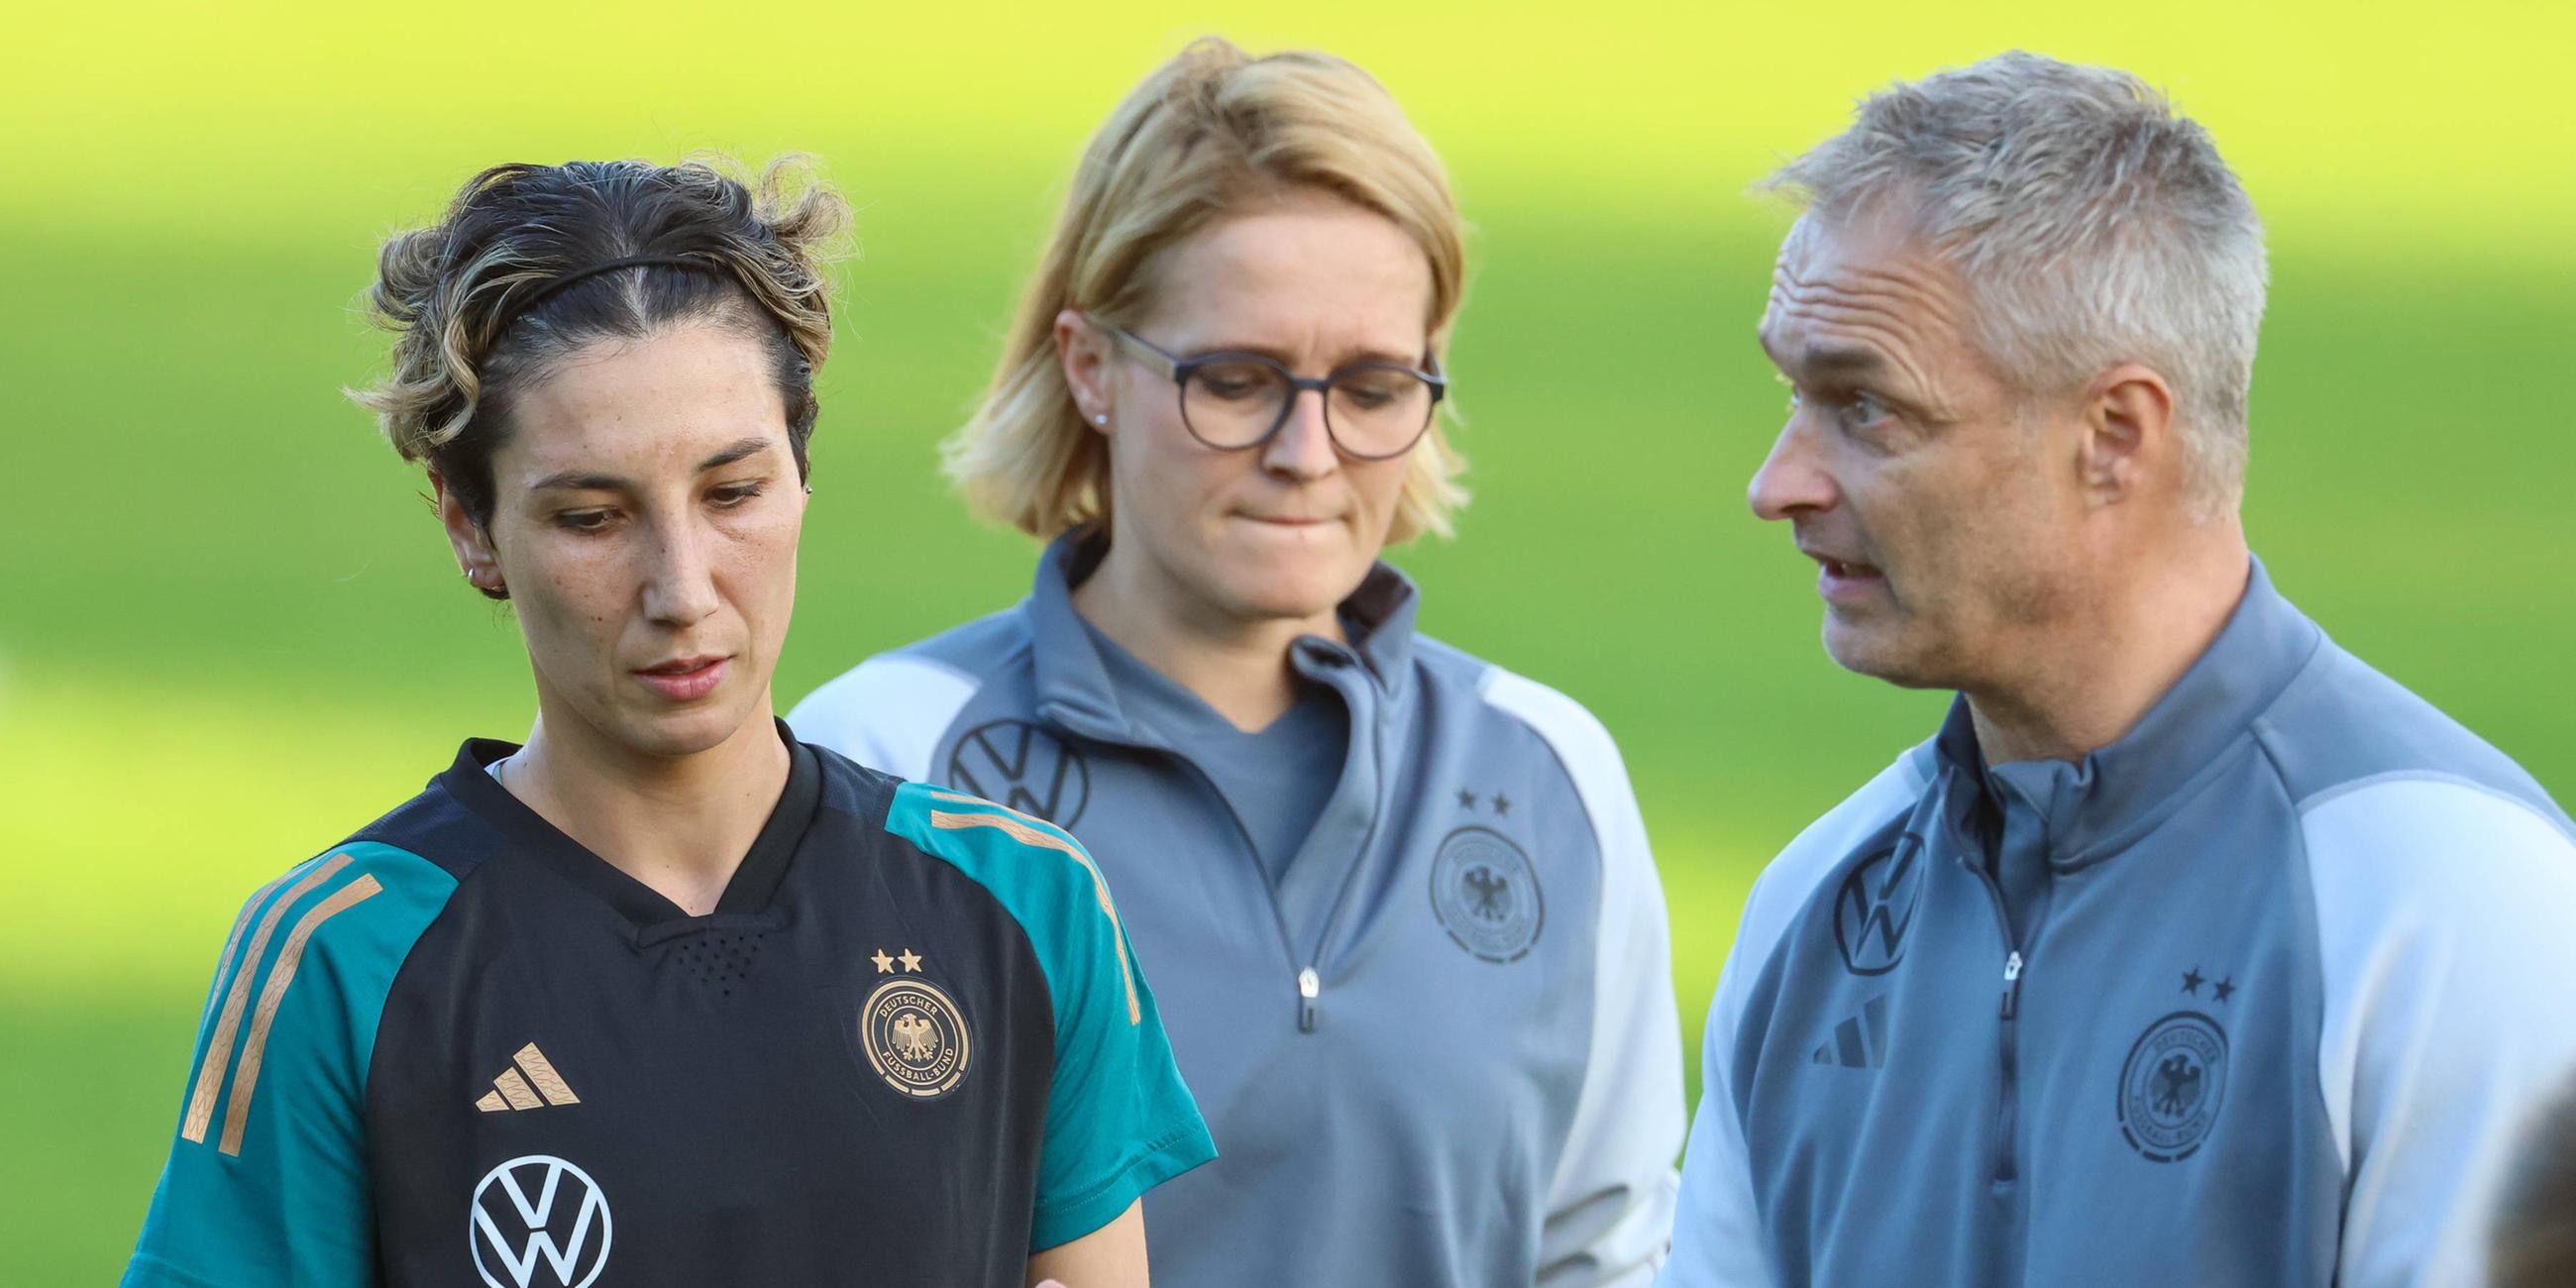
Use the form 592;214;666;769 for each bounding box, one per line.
945;720;1090;827
1833;832;1925;976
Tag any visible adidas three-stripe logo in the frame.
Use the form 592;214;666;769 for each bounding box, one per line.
1812;995;1890;1070
477;1043;582;1112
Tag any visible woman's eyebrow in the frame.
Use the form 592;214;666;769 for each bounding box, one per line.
698;437;775;473
527;437;776;492
530;469;629;492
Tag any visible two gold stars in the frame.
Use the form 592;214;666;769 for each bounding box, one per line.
871;947;925;974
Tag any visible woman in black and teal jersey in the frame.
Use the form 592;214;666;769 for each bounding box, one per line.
123;157;1210;1288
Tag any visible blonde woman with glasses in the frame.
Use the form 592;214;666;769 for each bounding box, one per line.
793;39;1682;1287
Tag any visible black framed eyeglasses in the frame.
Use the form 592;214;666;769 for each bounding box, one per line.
1106;325;1447;460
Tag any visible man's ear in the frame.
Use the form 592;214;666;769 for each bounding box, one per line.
1054;308;1116;436
2078;363;2177;508
432;471;500;590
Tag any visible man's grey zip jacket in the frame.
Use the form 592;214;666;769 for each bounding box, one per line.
1661;559;2576;1287
792;534;1685;1287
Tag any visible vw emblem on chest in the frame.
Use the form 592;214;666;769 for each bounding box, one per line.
1430;825;1544;963
1832;832;1926;976
860;977;975;1100
2117;1011;2230;1162
946;719;1090;826
469;1154;611;1288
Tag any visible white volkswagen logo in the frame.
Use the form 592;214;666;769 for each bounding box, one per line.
470;1154;612;1288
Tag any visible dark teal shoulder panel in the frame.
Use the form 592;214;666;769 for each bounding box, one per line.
884;783;1215;1250
124;841;459;1287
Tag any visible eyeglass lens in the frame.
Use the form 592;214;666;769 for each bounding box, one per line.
1180;357;1437;457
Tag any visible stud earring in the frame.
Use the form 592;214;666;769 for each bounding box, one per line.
1094;412;1109;425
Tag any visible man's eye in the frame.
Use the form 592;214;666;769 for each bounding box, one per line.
556;509;614;533
1839;392;1892;433
710;482;766;508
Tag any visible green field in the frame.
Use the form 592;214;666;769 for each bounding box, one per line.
5;2;2573;1279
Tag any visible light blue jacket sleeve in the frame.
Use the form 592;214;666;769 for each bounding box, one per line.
1662;755;1926;1288
2303;780;2576;1287
1482;669;1688;1288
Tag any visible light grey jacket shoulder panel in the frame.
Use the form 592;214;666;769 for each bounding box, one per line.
1663;750;1928;1288
1453;638;1687;1286
786;608;1017;782
2248;633;2576;1286
2254;641;2575;836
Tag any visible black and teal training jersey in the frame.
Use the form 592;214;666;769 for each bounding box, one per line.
124;724;1215;1287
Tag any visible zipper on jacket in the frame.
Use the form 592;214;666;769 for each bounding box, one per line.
1160;751;1334;1035
1971;860;2046;1189
1994;950;2025;1185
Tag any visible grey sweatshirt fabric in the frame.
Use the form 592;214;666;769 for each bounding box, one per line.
1075;613;1346;883
1662;558;2576;1288
791;532;1685;1288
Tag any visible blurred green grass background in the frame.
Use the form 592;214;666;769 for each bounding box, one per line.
4;1;2571;1278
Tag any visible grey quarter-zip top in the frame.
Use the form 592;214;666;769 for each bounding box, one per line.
1661;558;2576;1288
792;533;1686;1288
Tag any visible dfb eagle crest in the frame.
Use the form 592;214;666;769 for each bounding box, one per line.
1430;825;1544;963
856;978;973;1101
2118;1011;2229;1162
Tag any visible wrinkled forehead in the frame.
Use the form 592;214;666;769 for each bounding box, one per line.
1759;208;1983;377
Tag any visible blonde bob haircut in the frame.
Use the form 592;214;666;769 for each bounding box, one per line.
945;37;1470;543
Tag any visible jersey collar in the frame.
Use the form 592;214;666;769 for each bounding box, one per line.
438;717;822;927
1021;527;1423;746
1930;555;2324;867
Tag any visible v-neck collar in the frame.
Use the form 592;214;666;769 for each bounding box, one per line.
1025;527;1423;749
439;718;821;928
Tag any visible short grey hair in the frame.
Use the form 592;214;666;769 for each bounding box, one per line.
1769;51;2267;516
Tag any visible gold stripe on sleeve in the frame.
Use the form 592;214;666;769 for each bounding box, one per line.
181;853;353;1144
197;861;306;1034
217;873;382;1156
927;808;1140;1024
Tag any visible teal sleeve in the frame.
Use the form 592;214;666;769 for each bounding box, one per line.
123;842;458;1287
886;784;1217;1251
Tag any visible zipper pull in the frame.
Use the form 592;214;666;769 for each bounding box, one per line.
2000;951;2024;1020
1297;967;1321;1032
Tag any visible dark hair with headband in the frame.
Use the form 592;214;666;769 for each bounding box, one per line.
352;157;848;597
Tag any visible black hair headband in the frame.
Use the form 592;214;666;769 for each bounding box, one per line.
499;254;713;328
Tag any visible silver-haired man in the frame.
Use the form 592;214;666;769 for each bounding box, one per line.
1661;53;2576;1288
